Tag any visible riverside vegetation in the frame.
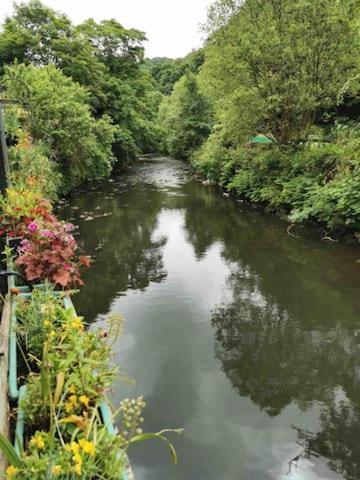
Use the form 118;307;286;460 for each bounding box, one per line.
0;187;180;478
2;0;359;236
0;1;185;470
157;0;360;239
0;0;359;477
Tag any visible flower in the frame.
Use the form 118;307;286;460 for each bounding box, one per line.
29;431;45;450
79;395;90;407
63;263;72;271
68;384;77;394
41;229;54;238
73;452;82;464
27;222;38;232
73;463;82;476
70;442;80;454
63;315;84;332
65;394;78;412
51;465;62;475
6;465;19;478
79;439;96;456
19;239;31;251
65;223;75;232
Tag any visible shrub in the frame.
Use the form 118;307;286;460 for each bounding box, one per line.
0;187;90;287
3;63;117;192
193;124;360;236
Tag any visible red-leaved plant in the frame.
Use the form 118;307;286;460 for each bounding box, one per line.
16;219;91;288
0;188;90;288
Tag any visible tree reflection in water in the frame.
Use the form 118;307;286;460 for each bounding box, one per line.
211;266;360;479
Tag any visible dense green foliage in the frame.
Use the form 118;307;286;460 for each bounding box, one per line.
200;0;360;145
0;0;162;193
189;0;360;236
194;125;360;233
1;0;360;235
4;63;116;191
145;50;205;95
158;73;212;159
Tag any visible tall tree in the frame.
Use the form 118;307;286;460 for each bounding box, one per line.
200;0;360;144
0;0;161;165
3;63;117;190
158;73;212;159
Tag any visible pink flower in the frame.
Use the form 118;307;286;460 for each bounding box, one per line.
65;223;74;232
41;229;54;238
28;222;38;232
19;239;31;252
63;263;72;271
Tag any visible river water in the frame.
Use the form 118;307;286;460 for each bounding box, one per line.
61;157;360;480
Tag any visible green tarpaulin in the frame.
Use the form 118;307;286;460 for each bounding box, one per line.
250;134;274;144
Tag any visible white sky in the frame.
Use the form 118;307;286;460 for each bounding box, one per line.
0;0;212;58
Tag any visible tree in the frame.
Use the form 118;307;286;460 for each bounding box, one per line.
200;0;360;145
145;57;185;95
0;0;162;167
145;50;206;96
158;73;212;159
3;64;117;190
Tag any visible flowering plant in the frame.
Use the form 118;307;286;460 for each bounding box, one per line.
0;187;52;238
15;219;90;287
0;187;90;287
0;288;181;479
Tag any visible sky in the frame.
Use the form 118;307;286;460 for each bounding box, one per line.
0;0;212;58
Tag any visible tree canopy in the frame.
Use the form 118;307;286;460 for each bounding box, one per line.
0;0;161;186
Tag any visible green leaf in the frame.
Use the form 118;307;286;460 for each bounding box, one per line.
129;429;183;464
0;433;24;467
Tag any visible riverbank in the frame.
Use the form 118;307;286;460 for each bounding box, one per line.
192;135;360;242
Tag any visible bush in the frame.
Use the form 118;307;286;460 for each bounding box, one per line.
3;63;117;192
192;125;360;236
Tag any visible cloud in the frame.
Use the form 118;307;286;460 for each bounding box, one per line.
0;0;211;58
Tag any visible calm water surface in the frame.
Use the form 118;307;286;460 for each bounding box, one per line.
61;157;360;480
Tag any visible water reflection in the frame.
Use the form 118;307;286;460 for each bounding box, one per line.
61;157;360;480
62;180;168;318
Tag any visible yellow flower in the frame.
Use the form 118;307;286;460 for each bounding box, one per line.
43;320;51;327
6;465;19;478
79;395;90;407
69;394;78;405
68;385;77;394
73;452;82;464
70;317;84;330
51;465;62;475
49;330;56;339
70;441;80;454
73;463;82;476
29;432;45;450
81;440;96;456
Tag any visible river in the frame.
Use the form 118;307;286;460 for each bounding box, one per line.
61;156;360;480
